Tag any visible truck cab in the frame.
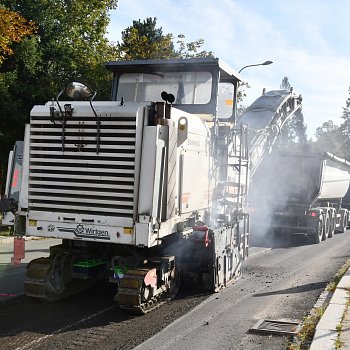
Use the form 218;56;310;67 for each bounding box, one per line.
106;57;242;120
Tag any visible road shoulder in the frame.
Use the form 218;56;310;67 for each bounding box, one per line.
310;269;350;349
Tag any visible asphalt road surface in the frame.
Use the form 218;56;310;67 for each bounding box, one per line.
0;238;61;300
1;232;350;350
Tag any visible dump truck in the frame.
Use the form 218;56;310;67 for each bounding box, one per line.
0;58;303;313
249;150;350;244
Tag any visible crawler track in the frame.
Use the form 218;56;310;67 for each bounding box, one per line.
116;265;180;315
24;250;95;302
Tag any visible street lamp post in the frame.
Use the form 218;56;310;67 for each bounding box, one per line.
238;60;273;73
234;61;273;123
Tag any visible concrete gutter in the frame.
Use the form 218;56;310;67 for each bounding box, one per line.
0;236;15;245
0;235;46;244
310;269;350;350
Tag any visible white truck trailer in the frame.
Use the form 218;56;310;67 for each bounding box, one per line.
249;151;350;244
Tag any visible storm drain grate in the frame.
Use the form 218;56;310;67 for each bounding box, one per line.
250;318;301;336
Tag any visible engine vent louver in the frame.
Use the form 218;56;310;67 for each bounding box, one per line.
29;112;138;218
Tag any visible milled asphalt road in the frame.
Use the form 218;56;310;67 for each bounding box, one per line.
1;232;350;350
135;232;350;350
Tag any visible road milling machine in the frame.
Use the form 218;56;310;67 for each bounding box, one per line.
0;58;302;313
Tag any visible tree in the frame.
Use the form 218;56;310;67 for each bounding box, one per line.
2;0;118;97
118;18;174;60
280;76;291;90
0;1;118;189
341;87;350;122
117;17;213;60
311;86;350;159
175;34;214;58
236;81;251;116
280;109;307;145
277;77;307;145
339;86;350;157
0;7;35;64
316;120;340;138
312;120;345;157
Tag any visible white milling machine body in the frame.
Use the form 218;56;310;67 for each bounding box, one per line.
4;58;250;313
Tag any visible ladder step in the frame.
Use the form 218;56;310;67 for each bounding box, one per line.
223;193;239;197
219;181;240;187
220;198;240;205
226;164;248;167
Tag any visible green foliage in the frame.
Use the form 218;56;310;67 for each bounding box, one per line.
118;18;175;60
326;258;350;292
0;0;118;187
276;77;307;146
236;81;251;116
280;76;291;90
278;110;307;146
2;0;118;96
288;307;325;350
118;17;214;60
312;87;350;159
313;120;345;157
175;34;214;59
0;7;36;64
339;86;350;156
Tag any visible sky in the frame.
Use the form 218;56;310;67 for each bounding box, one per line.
107;0;350;138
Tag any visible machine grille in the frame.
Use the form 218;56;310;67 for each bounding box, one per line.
29;108;140;219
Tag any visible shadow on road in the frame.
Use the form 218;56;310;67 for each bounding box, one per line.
250;233;311;249
252;281;328;297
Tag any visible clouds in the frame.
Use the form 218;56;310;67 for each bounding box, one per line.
108;0;350;136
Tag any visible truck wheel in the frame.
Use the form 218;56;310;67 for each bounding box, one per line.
346;212;349;231
310;216;323;244
344;213;348;232
322;214;329;241
328;213;335;238
338;213;347;234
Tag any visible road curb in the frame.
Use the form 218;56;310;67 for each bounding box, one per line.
0;292;25;304
0;236;50;245
0;236;14;245
310;268;350;349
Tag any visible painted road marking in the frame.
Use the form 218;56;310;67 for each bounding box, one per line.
249;248;272;257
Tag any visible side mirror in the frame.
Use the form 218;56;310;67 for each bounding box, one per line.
65;81;95;100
